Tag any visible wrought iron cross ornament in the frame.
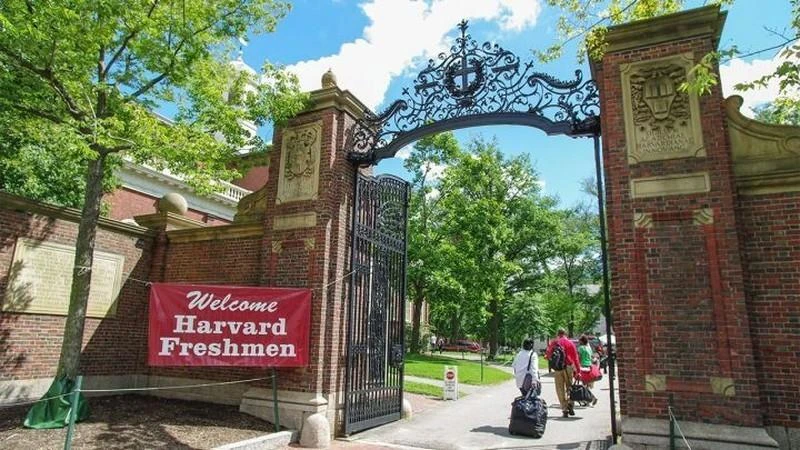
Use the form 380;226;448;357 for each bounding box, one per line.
348;20;600;164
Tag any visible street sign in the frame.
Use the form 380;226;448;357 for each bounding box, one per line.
443;366;458;400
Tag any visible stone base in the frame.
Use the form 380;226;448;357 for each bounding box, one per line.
623;417;778;449
239;388;334;433
766;426;800;450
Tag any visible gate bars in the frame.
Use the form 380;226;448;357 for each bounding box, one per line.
344;173;409;435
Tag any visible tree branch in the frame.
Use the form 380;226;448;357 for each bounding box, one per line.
105;0;162;76
124;6;244;101
0;44;85;120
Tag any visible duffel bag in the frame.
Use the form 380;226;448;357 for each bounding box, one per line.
569;382;595;403
508;393;547;438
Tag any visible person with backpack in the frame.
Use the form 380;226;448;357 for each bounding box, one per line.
512;338;539;396
545;328;581;418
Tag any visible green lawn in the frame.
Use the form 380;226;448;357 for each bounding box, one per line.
403;381;466;398
493;353;549;370
404;353;512;385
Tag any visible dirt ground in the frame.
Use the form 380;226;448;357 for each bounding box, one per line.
0;395;275;450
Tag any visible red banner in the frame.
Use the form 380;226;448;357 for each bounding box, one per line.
148;283;311;367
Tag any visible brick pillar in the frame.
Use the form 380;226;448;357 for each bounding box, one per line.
235;72;366;435
595;6;777;448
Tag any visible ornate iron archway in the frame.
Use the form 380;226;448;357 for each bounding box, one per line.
347;20;600;165
344;20;616;440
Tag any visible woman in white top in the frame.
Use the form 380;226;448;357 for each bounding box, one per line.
511;338;539;395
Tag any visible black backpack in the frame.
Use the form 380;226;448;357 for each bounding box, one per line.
549;343;566;371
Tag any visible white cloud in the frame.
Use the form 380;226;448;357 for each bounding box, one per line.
395;144;413;159
720;50;788;117
286;0;542;109
535;179;546;191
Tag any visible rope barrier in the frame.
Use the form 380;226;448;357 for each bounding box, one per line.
79;374;275;393
668;406;692;450
0;393;71;408
1;375;277;408
73;266;357;298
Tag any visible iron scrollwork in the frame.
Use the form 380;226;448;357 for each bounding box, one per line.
348;20;600;164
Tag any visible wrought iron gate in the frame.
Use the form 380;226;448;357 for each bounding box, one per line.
344;173;409;435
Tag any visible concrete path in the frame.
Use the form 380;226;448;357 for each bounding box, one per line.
337;371;614;450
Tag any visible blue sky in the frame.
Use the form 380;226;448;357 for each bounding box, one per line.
238;0;794;208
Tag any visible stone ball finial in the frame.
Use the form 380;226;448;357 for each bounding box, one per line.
321;68;337;88
158;192;188;215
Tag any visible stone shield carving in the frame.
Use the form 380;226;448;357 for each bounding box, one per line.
621;53;705;164
276;121;322;204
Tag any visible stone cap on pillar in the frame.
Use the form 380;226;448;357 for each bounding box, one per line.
135;193;205;231
304;72;373;120
603;5;727;53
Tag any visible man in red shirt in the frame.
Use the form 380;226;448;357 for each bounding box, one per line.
546;328;581;417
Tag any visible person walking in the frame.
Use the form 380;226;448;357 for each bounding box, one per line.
511;338;539;396
578;335;594;388
546;328;581;418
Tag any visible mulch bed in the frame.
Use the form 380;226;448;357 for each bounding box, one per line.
0;394;275;449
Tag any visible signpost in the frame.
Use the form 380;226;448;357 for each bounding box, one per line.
443;366;458;400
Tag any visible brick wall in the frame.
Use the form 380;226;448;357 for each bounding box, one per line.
0;194;153;381
598;32;763;427
106;187;230;225
738;192;800;428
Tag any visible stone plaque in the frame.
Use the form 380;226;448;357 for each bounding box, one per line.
630;172;710;198
276;121;322;204
273;212;317;231
621;53;705;164
3;238;124;318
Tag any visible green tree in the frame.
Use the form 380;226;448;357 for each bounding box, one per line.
434;137;558;358
549;206;600;336
753;97;800;125
405;132;461;353
0;0;306;385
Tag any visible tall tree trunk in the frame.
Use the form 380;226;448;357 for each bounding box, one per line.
56;153;106;379
488;299;499;360
410;292;424;353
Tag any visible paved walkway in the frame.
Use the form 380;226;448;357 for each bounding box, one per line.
334;370;614;450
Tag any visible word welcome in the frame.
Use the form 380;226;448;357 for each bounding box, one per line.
186;290;279;313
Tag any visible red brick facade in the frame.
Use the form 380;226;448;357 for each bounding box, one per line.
105;187;230;225
739;192;800;429
0;195;153;382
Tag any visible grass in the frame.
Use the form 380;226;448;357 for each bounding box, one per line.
493;353;549;370
404;353;513;385
403;380;466;398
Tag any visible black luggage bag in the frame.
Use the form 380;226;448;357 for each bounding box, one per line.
508;392;547;438
569;381;595;406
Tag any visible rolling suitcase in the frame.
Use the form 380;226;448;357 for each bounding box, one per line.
508;390;547;438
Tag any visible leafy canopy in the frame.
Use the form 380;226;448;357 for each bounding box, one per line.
0;0;307;199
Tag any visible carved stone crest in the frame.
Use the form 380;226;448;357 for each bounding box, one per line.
621;53;705;164
276;121;322;204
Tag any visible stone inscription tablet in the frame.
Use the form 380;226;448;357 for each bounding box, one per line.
3;238;124;318
621;53;705;164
